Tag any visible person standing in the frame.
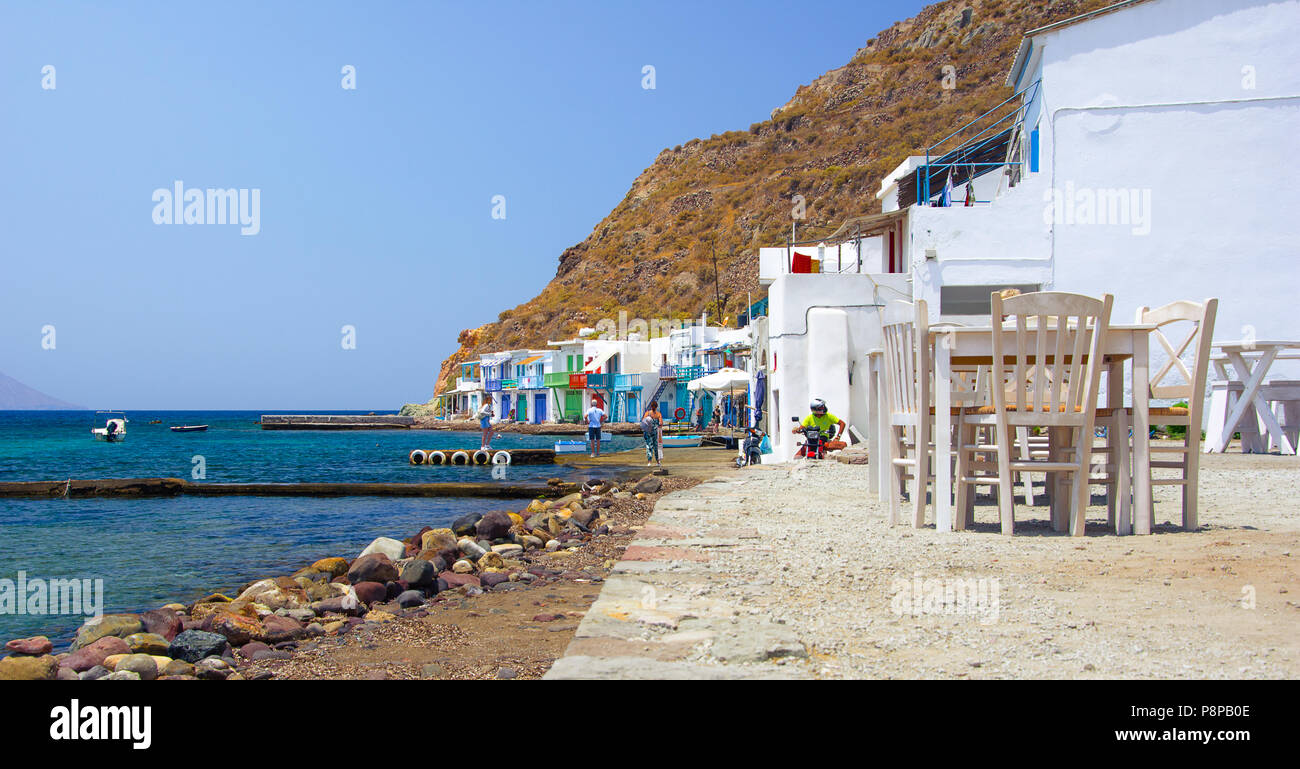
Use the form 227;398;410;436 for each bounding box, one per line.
476;401;496;450
640;400;663;467
585;402;607;457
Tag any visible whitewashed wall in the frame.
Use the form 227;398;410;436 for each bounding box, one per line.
911;0;1300;381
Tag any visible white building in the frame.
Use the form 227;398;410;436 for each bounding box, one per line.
757;0;1299;463
891;0;1299;353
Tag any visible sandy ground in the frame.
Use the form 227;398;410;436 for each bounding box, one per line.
547;444;1300;679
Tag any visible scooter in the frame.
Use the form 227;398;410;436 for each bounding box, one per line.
735;428;767;468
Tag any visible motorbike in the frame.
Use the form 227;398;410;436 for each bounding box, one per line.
794;424;828;459
735;428;767;468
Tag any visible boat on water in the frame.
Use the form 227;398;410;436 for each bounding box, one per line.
554;440;587;454
91;411;128;442
170;425;208;433
662;434;703;448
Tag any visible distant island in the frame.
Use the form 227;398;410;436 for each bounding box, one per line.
0;371;84;410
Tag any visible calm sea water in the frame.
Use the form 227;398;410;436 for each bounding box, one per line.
0;410;638;645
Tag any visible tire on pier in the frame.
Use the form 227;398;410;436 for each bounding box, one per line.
450;450;471;465
472;449;491;465
491;450;511;465
427;450;447;465
409;449;427;465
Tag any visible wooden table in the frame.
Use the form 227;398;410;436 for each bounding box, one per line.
1205;340;1300;455
929;323;1154;534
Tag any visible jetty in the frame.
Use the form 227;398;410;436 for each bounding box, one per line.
260;414;415;430
0;478;578;499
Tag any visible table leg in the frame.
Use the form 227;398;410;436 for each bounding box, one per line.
1133;334;1152;535
1221;350;1276;454
935;340;954;532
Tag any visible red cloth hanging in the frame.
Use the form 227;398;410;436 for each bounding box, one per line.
791;251;814;273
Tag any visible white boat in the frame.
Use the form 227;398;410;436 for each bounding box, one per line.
554;440;588;454
91;411;128;442
662;434;703;448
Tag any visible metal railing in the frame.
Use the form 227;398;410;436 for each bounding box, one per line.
614;373;642;390
543;372;570;387
485;378;502;393
918;80;1040;205
518;375;544;389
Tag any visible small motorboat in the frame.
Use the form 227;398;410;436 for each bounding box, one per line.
170;425;208;433
554;440;588;454
91;411;128;442
148;419;162;424
662;434;703;448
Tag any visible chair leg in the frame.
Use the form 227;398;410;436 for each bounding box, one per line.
954;423;970;531
995;421;1015;535
912;425;928;529
887;427;902;526
1048;427;1068;532
1183;426;1200;530
1073;426;1095;537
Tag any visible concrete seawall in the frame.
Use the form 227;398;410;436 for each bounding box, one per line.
0;478;577;499
260;414;416;429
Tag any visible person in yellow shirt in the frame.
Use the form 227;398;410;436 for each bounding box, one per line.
792;398;845;440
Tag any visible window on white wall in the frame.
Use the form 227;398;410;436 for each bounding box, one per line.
940;284;1041;316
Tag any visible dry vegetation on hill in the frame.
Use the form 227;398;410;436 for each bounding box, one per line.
432;0;1113;396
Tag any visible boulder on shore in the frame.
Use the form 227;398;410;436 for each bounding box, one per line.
140;608;183;641
71;613;143;651
346;553;398;585
358;537;406;561
475;510;514;540
0;654;59;680
60;636;130;672
168;630;229;663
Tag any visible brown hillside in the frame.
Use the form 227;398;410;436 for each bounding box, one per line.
432;0;1113;397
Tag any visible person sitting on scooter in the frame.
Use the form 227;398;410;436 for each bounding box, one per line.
792;398;845;441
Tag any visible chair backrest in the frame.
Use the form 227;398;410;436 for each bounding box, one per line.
989;291;1114;420
880;299;930;418
1136;298;1218;404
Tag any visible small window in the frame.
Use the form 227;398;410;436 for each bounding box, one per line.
940;284;1041;316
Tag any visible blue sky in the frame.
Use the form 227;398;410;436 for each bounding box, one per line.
0;0;929;409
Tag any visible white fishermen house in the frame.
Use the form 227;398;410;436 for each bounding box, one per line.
885;0;1299;366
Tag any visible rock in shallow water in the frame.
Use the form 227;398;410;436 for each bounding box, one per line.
71;614;143;650
125;632;170;655
4;636;53;656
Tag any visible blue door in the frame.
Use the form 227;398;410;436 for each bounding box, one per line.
534;393;547;424
500;395;510;419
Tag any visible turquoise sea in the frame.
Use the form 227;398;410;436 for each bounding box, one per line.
0;410;638;646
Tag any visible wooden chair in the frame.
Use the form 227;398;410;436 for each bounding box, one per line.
954;292;1113;536
881;298;931;528
1095;298;1217;530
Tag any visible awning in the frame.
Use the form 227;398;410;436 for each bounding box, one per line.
584;349;616;372
686;367;751;393
481;352;510;365
518;355;543;365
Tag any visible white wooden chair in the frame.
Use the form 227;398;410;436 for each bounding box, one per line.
1094;298;1217;530
881;298;931;528
954;292;1113;536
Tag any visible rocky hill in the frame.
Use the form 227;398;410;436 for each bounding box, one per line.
432;0;1112;397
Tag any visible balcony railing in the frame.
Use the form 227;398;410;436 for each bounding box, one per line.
485;378;502;393
501;379;517;389
614;373;641;391
585;373;611;389
658;364;676;379
568;373;587;389
543;372;570;388
518;375;544;389
674;365;703;382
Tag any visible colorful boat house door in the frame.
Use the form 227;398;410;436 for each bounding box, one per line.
533;393;547;423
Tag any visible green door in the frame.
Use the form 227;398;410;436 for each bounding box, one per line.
565;390;582;420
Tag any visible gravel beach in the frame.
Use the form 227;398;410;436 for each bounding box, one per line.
548;447;1300;679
